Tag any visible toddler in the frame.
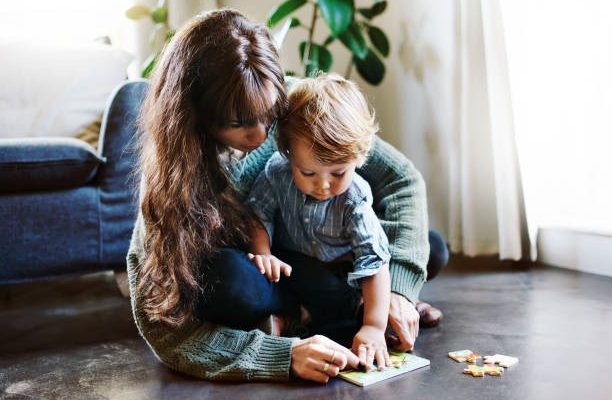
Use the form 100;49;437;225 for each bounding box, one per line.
246;74;391;371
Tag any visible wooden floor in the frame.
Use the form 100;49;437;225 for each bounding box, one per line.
1;257;611;399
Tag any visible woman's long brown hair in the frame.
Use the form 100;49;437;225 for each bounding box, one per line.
137;9;286;326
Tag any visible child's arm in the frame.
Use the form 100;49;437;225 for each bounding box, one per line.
352;264;391;371
344;194;393;371
362;263;390;330
250;218;272;255
248;219;292;282
356;137;429;351
245;157;292;282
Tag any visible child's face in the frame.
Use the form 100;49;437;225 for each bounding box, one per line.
289;138;358;201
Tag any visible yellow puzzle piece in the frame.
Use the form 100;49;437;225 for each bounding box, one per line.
463;364;504;377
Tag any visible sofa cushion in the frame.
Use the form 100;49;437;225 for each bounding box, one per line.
0;137;105;193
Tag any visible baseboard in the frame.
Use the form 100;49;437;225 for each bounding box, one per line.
537;228;612;277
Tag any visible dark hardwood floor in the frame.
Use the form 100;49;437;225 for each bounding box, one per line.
1;257;610;399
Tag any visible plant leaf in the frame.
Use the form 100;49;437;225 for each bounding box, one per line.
125;5;151;20
290;17;301;28
323;35;335;46
299;42;333;76
151;7;168;24
318;0;354;37
353;47;385;85
338;21;367;60
267;0;307;27
166;30;176;42
357;1;387;20
142;54;158;79
367;25;389;57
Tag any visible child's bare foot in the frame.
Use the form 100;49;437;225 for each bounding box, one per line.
261;307;310;337
260;314;284;336
299;305;311;326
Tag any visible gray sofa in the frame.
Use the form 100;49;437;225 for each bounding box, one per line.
0;81;148;284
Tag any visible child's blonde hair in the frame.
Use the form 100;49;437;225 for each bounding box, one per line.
277;73;378;166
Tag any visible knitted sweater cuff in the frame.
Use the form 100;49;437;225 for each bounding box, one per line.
389;261;426;304
251;335;296;380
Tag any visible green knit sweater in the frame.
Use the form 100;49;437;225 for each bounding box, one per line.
126;134;429;382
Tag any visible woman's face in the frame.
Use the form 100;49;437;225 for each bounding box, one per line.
213;122;269;153
212;81;279;152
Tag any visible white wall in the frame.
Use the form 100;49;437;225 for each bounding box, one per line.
372;0;455;238
538;228;612;277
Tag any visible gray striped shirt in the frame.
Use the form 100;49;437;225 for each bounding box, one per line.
246;152;390;288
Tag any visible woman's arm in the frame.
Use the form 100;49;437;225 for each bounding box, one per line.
356;136;430;303
127;213;295;381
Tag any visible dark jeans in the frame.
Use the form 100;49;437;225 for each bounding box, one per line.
199;230;449;346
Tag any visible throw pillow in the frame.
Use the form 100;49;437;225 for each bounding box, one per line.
0;40;132;139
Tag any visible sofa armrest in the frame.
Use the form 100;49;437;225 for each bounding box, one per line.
97;80;148;187
96;80;149;270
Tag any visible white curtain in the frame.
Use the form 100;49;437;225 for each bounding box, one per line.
501;0;612;238
449;0;529;259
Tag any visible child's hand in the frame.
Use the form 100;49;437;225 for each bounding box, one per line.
247;253;292;282
351;325;391;371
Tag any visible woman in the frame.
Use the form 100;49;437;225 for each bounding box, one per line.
128;9;446;383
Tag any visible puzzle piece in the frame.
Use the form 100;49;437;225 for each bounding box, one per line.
448;350;481;363
388;352;409;368
463;364;504;377
484;354;519;368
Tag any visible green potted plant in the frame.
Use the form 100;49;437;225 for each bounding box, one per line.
267;0;390;85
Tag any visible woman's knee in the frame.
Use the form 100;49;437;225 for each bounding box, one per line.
201;248;274;325
205;248;258;302
427;230;449;280
206;248;249;283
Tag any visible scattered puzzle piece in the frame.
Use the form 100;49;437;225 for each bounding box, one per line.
484;354;519;368
463;364;504;377
448;350;480;363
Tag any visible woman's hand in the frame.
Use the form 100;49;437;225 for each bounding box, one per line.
291;335;360;383
387;293;419;351
247;253;292;282
352;325;390;371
